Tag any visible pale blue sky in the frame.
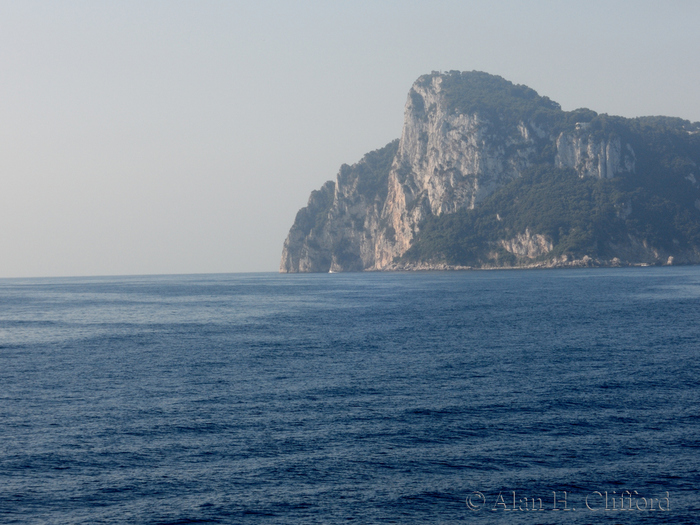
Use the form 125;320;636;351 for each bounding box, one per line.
1;0;699;277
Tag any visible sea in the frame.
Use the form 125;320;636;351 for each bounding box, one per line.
0;267;698;524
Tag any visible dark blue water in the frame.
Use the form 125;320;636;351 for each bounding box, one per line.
1;268;698;524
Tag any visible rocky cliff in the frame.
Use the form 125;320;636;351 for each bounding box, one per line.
281;71;700;272
280;141;397;273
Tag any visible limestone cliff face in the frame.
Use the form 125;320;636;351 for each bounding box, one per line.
555;124;636;179
374;75;542;267
280;71;700;273
282;72;562;272
280;141;397;273
280;181;335;273
499;229;554;259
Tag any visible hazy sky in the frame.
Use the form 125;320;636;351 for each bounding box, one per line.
2;0;699;278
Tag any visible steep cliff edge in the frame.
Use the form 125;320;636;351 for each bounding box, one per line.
280;141;397;273
281;71;700;272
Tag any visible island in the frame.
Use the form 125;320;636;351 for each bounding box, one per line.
281;71;700;272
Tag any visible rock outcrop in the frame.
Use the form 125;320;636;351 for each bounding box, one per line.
280;180;335;273
280;141;397;273
281;71;700;272
374;75;542;268
499;229;553;259
555;125;635;179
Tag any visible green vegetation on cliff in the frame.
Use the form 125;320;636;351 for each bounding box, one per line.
435;70;561;122
391;72;700;267
282;71;700;272
337;140;398;203
402;160;700;267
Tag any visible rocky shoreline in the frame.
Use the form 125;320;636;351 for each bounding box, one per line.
379;254;687;272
